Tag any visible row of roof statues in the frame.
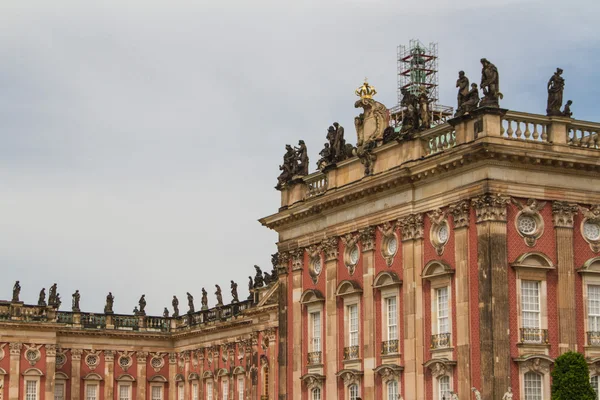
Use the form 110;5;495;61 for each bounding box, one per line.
9;262;278;317
276;58;575;186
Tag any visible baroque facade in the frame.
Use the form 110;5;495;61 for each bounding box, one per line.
2;67;600;400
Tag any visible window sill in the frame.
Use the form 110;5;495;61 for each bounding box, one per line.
430;346;454;355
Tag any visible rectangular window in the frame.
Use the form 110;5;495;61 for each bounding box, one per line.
151;386;163;400
86;384;98;400
348;304;359;346
349;384;359;400
54;383;65;400
26;380;37;400
310;311;321;351
207;381;213;400
522;281;541;329
386;297;398;340
436;287;449;334
589;285;600;331
223;380;229;400
237;377;244;400
119;385;131;400
524;372;543;400
178;385;184;400
193;383;199;400
438;376;450;400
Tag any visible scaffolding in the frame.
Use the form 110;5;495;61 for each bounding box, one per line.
390;39;453;128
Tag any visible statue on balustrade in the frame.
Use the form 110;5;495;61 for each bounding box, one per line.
133;306;139;314
248;276;254;299
295;140;309;176
201;288;208;310
276;145;298;189
72;290;80;312
231;280;239;303
480;58;503;107
456;70;470;115
419;88;432;129
48;283;57;306
12;281;21;302
38;288;46;306
215;285;223;306
461;84;480;114
172;295;179;317
55;293;61;310
547;68;565;116
138;294;146;315
502;387;513;400
187;292;195;313
163;307;169;318
562;100;573;117
332;122;350;162
104;292;114;314
253;265;264;288
317;143;332;170
400;88;419;134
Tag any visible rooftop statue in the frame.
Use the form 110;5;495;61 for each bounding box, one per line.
480;58;503;107
12;281;21;302
547;68;565;116
231;280;239;303
461;84;480;114
295;140;309;176
163;307;169;318
263;270;273;285
48;283;57;306
354;79;388;146
562;99;573;117
72;290;80;312
138;294;146;315
55;293;61;310
399;88;419;135
38;288;46;306
104;292;114;314
187;292;195;313
133;306;139;314
276;145;297;189
317;142;332;170
418;88;432;130
317;122;351;171
248;276;254;300
253;265;264;288
215;285;223;307
455;70;470;116
172;295;179;317
201;288;208;310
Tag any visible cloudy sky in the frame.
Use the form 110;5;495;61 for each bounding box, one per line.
1;0;599;315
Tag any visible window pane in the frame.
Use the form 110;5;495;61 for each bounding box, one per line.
524;372;542;400
207;382;213;400
311;312;321;351
86;384;97;400
591;376;598;398
439;376;450;400
178;385;184;400
54;383;64;400
521;281;541;328
119;385;130;400
348;305;359;346
387;381;398;400
386;297;398;340
193;383;199;400
590;286;600;331
349;384;359;400
26;381;37;400
312;387;321;400
223;380;229;400
437;287;449;334
237;378;244;400
151;386;162;400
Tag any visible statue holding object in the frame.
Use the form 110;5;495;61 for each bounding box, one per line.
480;58;503;107
201;288;208;310
295;140;309;176
72;290;80;312
231;280;239;303
546;68;565;116
215;285;223;307
172;295;179;317
38;288;46;306
12;281;21;302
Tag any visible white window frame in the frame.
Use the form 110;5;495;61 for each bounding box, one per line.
523;371;543;400
84;383;99;400
178;383;185;400
206;380;214;400
118;383;132;400
592;375;599;400
521;280;541;329
222;379;229;400
386;380;398;400
150;385;164;400
385;296;398;341
237;376;244;400
347;303;359;347
311;387;321;400
310;311;322;352
438;375;451;400
25;378;39;400
192;382;199;400
348;383;359;400
54;381;65;400
435;286;450;334
589;285;600;332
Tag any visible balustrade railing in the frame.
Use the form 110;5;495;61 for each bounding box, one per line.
343;345;360;360
587;331;600;346
568;122;600;149
501;112;549;142
305;173;328;198
519;328;549;344
114;315;139;330
381;339;399;355
81;314;106;329
307;351;322;365
431;332;451;349
146;316;170;332
419;124;456;155
56;312;74;324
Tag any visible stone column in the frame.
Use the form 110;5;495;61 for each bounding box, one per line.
553;201;579;353
104;351;115;400
45;344;57;400
472;194;511;400
398;214;425;400
198;349;205;400
183;351;190;400
359;227;377;400
291;249;304;400
265;329;277;399
169;353;177;400
71;349;83;400
276;252;290;400
322;238;339;400
449;201;472;398
9;342;22;400
137;352;148;400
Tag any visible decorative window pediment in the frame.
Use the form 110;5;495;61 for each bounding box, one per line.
335;369;363;386
335;280;362;298
22;368;44;377
588;357;600;375
175;373;185;383
422;261;454;282
216;368;229;377
300;289;325;305
511;252;555;271
202;371;214;380
0;368;6;376
423;358;456;378
373;271;402;290
55;371;68;380
116;374;135;382
188;373;200;381
148;374;168;383
578;257;600;275
374;364;404;383
82;372;103;381
513;355;554;374
300;373;325;391
232;366;245;375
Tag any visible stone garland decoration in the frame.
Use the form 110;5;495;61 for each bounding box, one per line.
427;209;450;256
0;343;5;362
511;198;546;247
378;222;399;267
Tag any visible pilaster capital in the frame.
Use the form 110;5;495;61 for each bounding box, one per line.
552;201;579;228
168;352;177;364
263;328;277;342
137;351;149;363
449;200;470;228
9;342;22;356
104;350;115;362
471;194;510;223
291;249;304;271
359;227;376;252
320;237;339;261
398;213;424;241
275;251;290;275
71;348;83;360
45;344;57;357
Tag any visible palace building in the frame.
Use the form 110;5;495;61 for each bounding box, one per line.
2;58;600;400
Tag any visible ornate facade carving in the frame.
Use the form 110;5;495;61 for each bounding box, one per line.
579;204;600;252
428;209;450;256
374;364;402;384
137;351;149;364
378;222;398;266
45;344;56;357
9;342;22;356
512;198;547;247
337;369;363;387
276;251;290;275
552;201;579;228
71;348;83;361
85;350;102;370
341;232;360;275
301;374;325;391
471;194;511;223
449;200;470;229
104;350;115;362
168;352;177;364
359;227;376;252
150;353;166;372
24;344;42;366
517;357;552;374
0;343;5;361
291;249;304;271
321;237;339;261
398;214;424;241
55;349;67;369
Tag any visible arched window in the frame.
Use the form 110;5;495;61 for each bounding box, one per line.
592;376;599;399
438;375;450;400
311;387;321;400
387;381;398;400
524;372;542;400
348;384;359;400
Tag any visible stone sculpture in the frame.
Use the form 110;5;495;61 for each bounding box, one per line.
295;140;309;176
55;293;61;310
355;141;377;175
201;288;208;310
72;290;80;312
318;123;351;170
48;283;57;306
133;306;139;314
502;387;513;400
562;100;573;117
104;292;114;314
456;70;470;113
355;82;389;145
263;270;273;285
187;292;195;313
12;281;20;302
276;145;297;189
231;280;239;303
471;387;482;400
172;295;179;317
248;276;254;300
163;307;169;318
317;143;332;170
253;265;264;288
480;58;503;107
418;89;432;129
215;285;223;306
461;84;480;114
400;88;419;134
138;294;146;315
37;288;46;306
547;68;565;116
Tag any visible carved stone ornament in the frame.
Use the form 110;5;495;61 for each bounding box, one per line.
24;344;42;366
449;201;470;229
512;198;547;247
341;233;360;275
9;342;22;356
336;369;363;387
178;352;185;370
579;205;600;252
359;226;376;252
291;249;304;271
263;328;277;342
168;352;177;365
428;361;447;378
85;350;102;370
71;348;83;361
137;351;149;364
589;360;600;376
378;222;398;266
104;350;115;363
321;236;340;262
55;350;67;369
307;244;323;284
517;356;552;375
45;344;57;357
471;194;511;223
552;201;579;228
150;353;166;372
0;343;5;361
192;351;199;367
428;209;450;256
398;214;424;241
276;251;290;275
301;374;325;391
374;364;403;384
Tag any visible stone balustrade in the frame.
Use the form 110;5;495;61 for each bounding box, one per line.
501;112;549;142
569;120;600;149
417;123;457;155
305;173;328;198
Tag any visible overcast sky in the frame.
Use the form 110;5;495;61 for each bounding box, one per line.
1;0;599;315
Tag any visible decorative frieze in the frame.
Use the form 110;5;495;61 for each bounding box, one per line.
471;194;511;223
449;200;470;228
552;201;578;228
359;226;376;252
398;213;424;241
